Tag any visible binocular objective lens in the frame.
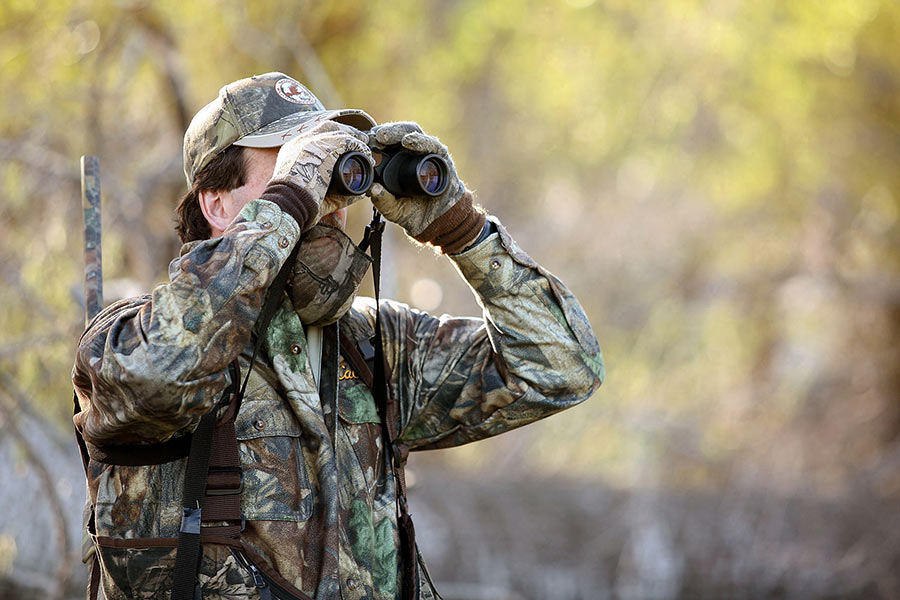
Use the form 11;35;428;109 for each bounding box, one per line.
340;156;368;193
417;158;443;195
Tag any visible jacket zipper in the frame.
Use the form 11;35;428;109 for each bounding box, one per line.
229;548;310;600
230;548;272;600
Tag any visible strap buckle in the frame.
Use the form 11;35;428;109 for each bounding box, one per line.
206;466;244;496
392;441;410;464
359;208;386;252
358;337;376;362
180;506;202;535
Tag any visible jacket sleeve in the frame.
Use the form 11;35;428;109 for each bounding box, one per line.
72;199;301;446
371;216;604;450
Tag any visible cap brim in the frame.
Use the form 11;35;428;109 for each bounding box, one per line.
233;109;377;148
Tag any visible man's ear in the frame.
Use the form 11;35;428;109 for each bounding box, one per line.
198;189;233;238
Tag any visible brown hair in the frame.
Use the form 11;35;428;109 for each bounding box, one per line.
175;146;248;243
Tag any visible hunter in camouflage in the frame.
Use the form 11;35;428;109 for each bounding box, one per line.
73;72;604;600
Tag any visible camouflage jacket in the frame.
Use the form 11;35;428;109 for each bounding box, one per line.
72;198;604;600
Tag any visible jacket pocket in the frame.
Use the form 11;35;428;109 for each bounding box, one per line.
95;542;259;600
337;377;387;495
236;399;315;522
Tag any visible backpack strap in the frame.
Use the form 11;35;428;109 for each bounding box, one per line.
170;379;232;600
170;237;304;600
82;432;192;465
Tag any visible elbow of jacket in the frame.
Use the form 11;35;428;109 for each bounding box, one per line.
523;348;604;408
86;371;222;444
536;366;603;412
574;373;603;406
96;352;224;418
568;352;604;405
134;365;224;415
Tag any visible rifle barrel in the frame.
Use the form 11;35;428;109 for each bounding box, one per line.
81;155;103;326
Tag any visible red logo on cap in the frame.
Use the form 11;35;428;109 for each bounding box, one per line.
275;79;317;105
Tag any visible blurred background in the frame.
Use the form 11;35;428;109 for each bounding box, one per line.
1;1;899;598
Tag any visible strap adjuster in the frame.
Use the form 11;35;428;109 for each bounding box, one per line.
180;506;201;535
206;466;244;496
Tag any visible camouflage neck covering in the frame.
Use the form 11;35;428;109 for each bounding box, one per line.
290;224;372;326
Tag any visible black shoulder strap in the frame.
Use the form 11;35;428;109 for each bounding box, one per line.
170;381;231;600
357;209;418;600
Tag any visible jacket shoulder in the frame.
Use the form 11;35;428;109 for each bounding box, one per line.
340;296;429;344
339;297;376;343
81;294;151;336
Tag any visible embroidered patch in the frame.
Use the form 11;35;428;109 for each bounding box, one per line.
275;78;317;105
339;361;359;381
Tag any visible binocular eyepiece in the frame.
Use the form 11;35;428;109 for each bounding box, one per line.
329;145;450;198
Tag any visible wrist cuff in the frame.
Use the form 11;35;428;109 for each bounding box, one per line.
413;191;486;254
453;219;494;255
261;180;318;231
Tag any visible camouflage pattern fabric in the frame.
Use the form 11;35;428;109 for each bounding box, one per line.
97;544;259;600
289;223;372;326
73;198;604;599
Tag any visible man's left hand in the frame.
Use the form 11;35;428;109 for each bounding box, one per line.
368;122;485;254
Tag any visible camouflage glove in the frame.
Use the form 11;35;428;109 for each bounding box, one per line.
368;122;485;254
265;120;373;229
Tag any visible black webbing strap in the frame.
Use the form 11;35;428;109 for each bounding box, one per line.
170;395;220;600
87;553;101;600
171;236;304;600
83;431;192;465
73;393;92;485
320;323;339;439
240;238;305;402
359;208;418;600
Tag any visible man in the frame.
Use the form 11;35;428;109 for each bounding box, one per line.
73;72;603;600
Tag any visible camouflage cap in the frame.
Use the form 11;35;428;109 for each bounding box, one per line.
183;72;376;186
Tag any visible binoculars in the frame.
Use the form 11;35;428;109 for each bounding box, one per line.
329;145;450;198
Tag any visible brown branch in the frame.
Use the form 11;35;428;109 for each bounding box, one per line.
0;387;74;600
131;7;191;132
0;369;70;475
0;138;80;183
229;3;346;108
0;333;72;359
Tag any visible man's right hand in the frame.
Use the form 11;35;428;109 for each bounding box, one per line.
269;120;374;221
